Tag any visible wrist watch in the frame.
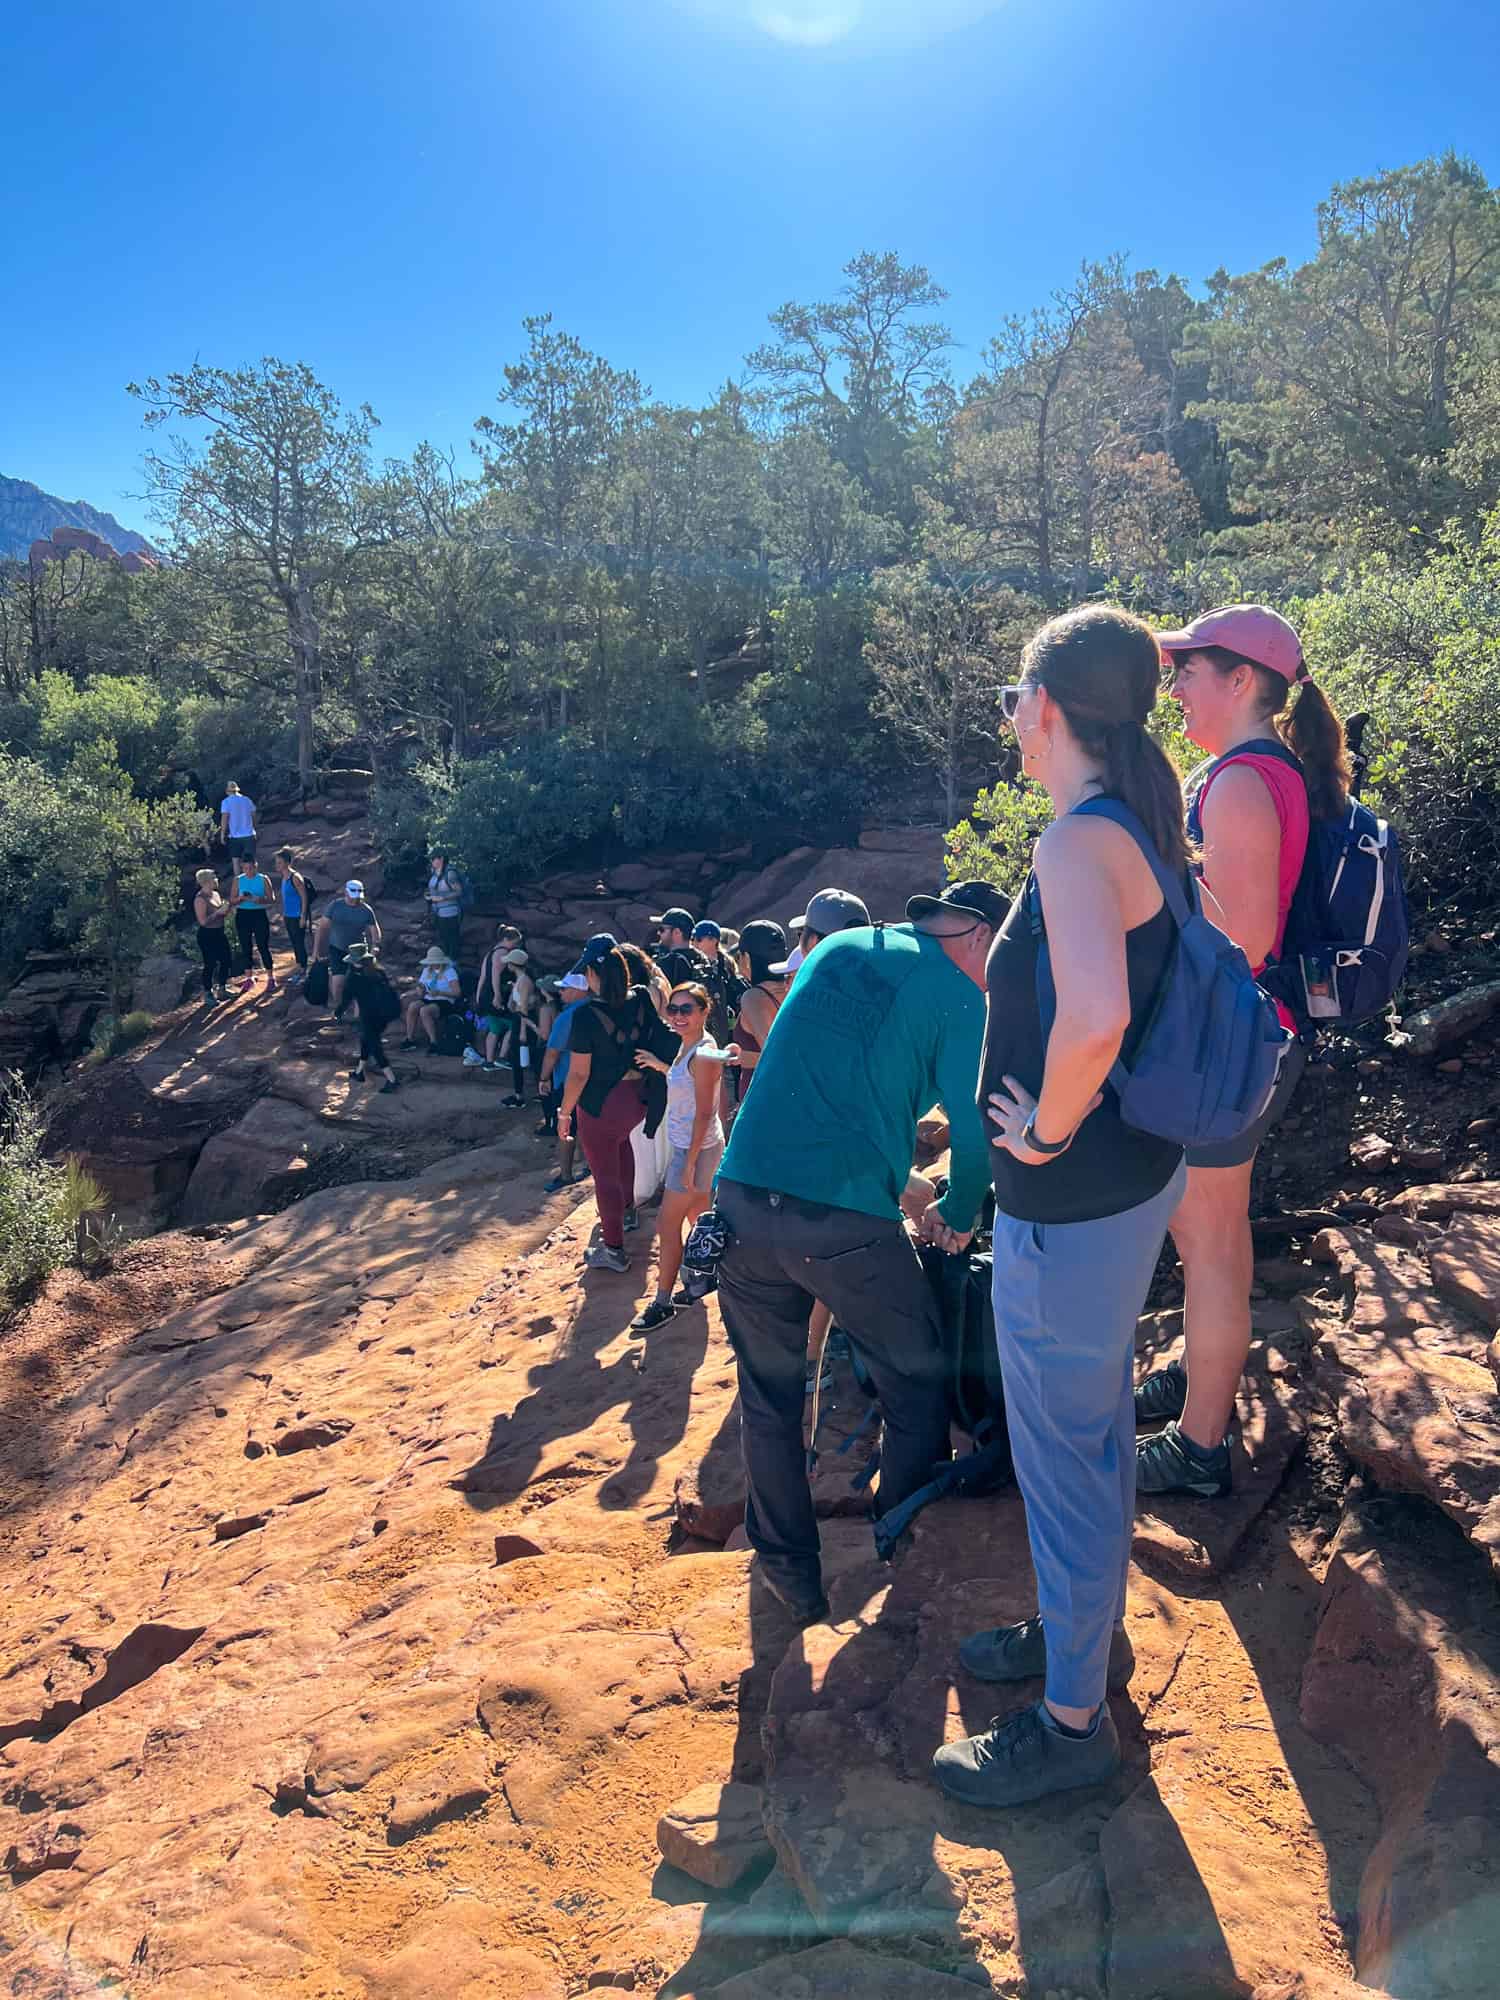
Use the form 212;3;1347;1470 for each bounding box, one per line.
1021;1111;1071;1156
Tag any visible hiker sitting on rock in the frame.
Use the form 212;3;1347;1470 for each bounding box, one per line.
400;946;462;1051
312;880;381;1018
712;880;1001;1627
342;942;401;1093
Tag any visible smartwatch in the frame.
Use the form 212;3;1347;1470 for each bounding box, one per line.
1021;1111;1072;1156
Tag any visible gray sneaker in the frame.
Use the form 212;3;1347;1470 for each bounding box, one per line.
959;1615;1135;1692
585;1243;630;1274
933;1700;1120;1808
1136;1420;1232;1498
1134;1359;1188;1426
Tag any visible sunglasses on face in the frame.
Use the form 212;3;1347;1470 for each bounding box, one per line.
999;684;1026;721
665;1001;701;1016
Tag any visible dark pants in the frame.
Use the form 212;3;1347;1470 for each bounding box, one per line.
284;915;308;969
435;914;463;962
715;1178;952;1602
357;1021;389;1070
197;925;233;994
235;909;273;974
576;1079;644;1248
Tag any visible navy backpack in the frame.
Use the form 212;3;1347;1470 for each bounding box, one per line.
1029;797;1291;1150
1189;739;1410;1028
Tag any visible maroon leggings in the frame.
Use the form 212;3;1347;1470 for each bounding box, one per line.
577;1079;645;1248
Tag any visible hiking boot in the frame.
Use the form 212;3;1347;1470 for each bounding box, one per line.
959;1615;1135;1693
757;1568;830;1627
585;1243;630;1274
932;1700;1120;1809
1136;1420;1232;1498
622;1206;640;1233
1134;1359;1188;1426
632;1298;676;1332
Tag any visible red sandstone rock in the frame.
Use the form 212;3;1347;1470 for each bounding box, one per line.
656;1781;772;1889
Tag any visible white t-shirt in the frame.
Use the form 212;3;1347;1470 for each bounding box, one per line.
666;1035;725;1150
419;966;459;1000
221;793;256;838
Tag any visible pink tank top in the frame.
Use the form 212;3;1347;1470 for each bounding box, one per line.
1197;752;1309;1028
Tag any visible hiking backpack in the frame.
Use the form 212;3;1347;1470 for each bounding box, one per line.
1029;796;1291;1150
1188;738;1410;1028
808;1245;1013;1560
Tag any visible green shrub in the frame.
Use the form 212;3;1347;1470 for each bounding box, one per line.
36;672;175;785
173;694;300;804
370;763;455;886
0;1076;105;1306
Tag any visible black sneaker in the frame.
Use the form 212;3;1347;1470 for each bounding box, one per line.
502;1093;524;1109
379;1078;401;1094
1136;1420;1232;1498
632;1298;677;1332
622;1206;640;1233
347;1066;366;1081
400;1038;420;1050
671;1288;700;1308
932;1700;1120;1809
959;1615;1136;1693
1135;1360;1188;1426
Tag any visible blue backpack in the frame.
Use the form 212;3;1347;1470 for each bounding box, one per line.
1188;740;1410;1028
1029;797;1291;1150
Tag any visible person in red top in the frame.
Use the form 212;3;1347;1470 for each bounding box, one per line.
1136;605;1351;1498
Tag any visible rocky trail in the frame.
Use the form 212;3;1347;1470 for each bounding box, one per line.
5;812;1500;1998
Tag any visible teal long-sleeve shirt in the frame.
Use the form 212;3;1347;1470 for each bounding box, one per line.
719;924;990;1233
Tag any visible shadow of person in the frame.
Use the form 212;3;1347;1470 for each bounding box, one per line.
452;1266;692;1512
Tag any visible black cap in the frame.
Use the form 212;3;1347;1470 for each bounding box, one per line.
906;880;1009;929
737;918;789;975
650;907;696;933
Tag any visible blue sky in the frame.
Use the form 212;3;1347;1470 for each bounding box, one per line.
7;0;1497;533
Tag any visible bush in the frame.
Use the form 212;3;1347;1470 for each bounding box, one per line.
1297;516;1500;905
36;672;175;785
173;694;299;805
0;1076;105;1306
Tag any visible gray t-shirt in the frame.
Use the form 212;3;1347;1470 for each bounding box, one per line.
324;897;377;952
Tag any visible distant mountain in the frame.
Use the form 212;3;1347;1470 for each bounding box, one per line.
0;474;155;564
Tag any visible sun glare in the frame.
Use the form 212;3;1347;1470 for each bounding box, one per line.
675;0;1008;50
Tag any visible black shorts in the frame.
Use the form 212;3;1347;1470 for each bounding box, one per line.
227;834;257;862
1186;1038;1309;1170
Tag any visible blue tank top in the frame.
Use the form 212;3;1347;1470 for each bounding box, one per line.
237;872;271;911
280;875;303;918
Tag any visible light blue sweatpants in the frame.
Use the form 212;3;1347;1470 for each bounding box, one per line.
991;1160;1187;1712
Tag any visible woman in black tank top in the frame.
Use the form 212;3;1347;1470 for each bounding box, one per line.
935;607;1190;1816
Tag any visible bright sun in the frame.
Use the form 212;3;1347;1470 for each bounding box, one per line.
676;0;1008;50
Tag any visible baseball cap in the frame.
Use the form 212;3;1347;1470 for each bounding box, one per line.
691;919;721;942
344;878;364;897
559;971;589;993
568;931;618;977
798;887;871;937
1156;604;1307;683
907;880;1009;928
738;918;790;977
650;907;696;933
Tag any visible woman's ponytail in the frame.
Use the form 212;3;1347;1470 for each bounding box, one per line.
1276;680;1350;822
1103;722;1191;876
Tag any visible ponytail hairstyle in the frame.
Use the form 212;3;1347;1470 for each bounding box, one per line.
592;946;632;1008
1193;647;1350;821
616;942;658;991
1022;605;1190;875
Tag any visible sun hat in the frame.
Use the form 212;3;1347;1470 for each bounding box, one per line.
420;945;453;967
345;878;364;897
1155;605;1307;683
501;949;529;967
344;940;375;963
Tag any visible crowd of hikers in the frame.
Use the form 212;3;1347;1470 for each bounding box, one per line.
188;601;1408;1813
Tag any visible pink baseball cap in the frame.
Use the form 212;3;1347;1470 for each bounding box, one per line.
1156;604;1307;683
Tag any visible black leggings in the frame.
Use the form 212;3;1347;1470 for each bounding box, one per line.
197;925;233;994
284;916;308;969
358;1022;388;1069
236;909;273;974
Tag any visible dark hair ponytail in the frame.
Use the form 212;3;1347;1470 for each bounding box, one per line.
1196;646;1351;821
1023;605;1189;875
594;946;631;1007
1276;680;1350;821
